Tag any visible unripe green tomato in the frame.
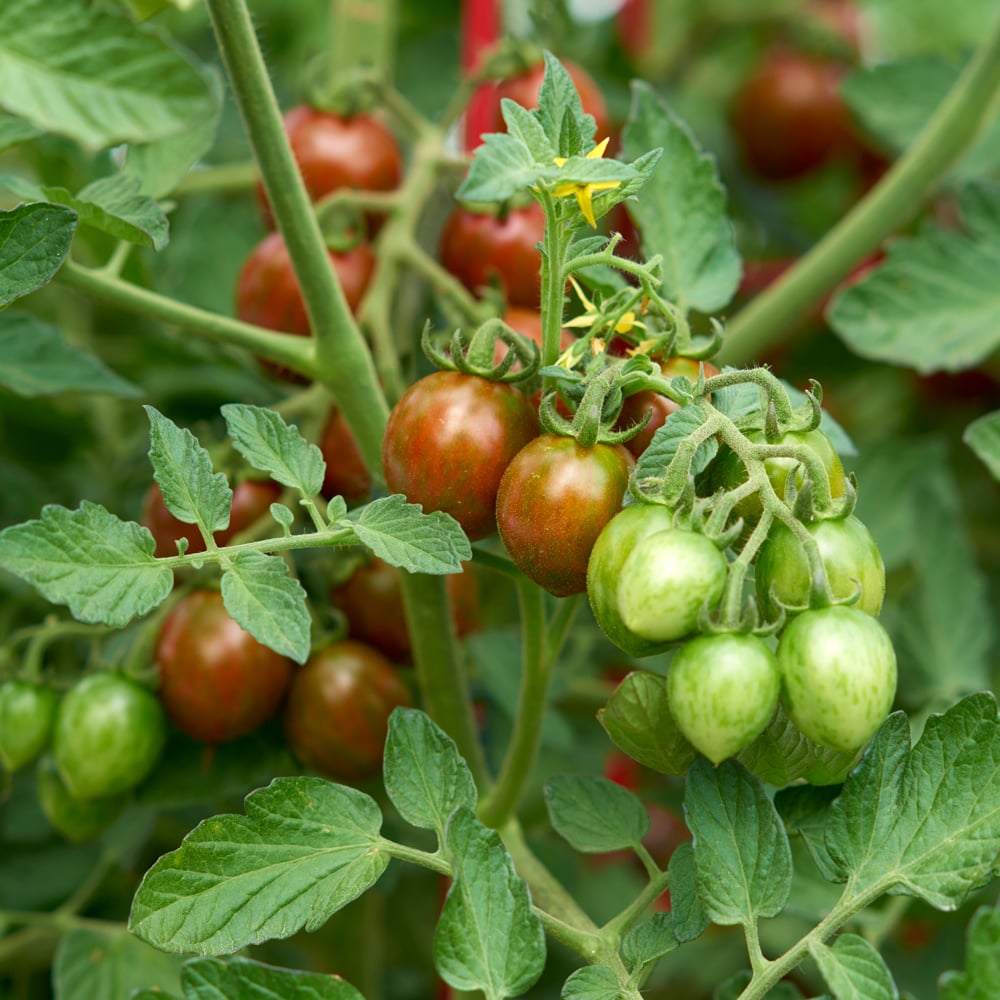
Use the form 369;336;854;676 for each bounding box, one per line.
777;606;897;753
668;634;780;763
0;680;57;771
616;529;728;643
36;755;127;843
755;515;885;618
53;673;166;799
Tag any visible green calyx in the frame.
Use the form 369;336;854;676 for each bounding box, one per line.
420;317;541;383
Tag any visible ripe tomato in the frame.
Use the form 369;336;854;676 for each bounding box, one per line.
497;435;634;597
755;514;885;619
382;371;539;541
668;633;781;763
53;673;166;799
142;478;281;559
155;590;293;744
616;527;729;643
257;106;402;229
777;606;897;753
36;756;127;843
0;680;57;771
320;407;371;504
283;640;411;782
439;204;545;308
332;558;479;663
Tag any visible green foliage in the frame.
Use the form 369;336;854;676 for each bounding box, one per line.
963;410;1000;480
621;912;679;978
940;905;1000;999
169;956;365;1000
561;965;625;999
545;774;650;853
810;933;899;999
0;203;76;306
634;406;719;490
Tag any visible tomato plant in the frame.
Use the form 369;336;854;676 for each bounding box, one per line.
319;407;371;504
0;680;57;771
35;755;127;844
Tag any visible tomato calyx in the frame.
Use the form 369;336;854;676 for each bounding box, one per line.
538;363;644;448
422;317;540;383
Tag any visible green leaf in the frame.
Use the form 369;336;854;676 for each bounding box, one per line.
129;776;390;954
544;774;649;853
220;551;311;664
0;501;172;626
964;410;1000;480
0;112;41;151
0;0;216;150
434;807;545;999
621;912;678;977
668;841;709;942
710;379;762;425
829;696;1000;910
598;671;696;776
53;926;183;1000
0;312;140;398
347;495;472;573
810;933;899;1000
382;707;477;840
685;757;792;927
560;965;623;999
940;905;1000;999
775;785;842;883
635;406;719;488
621;82;739;314
536;50;598;153
829;182;1000;373
457;132;542;204
501;100;555;163
0;202;76;306
178;956;365;1000
146;406;233;544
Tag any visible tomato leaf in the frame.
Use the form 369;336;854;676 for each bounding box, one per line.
346;495;472;574
457;131;543;204
964;410;1000;481
0;112;41;152
0;202;76;307
0;313;139;398
220;551;311;664
129;777;390;954
434;807;545;999
810;934;899;999
620;912;678;978
684;757;792;927
635;406;718;490
536;50;597;155
775;785;843;883
621;82;740;315
221;403;325;498
544;774;649;853
560;965;623;999
667;841;709;942
940;905;1000;999
0;501;172;626
501;99;555;163
383;708;477;840
177;956;365;1000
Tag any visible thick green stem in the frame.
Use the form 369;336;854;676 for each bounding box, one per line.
720;17;1000;365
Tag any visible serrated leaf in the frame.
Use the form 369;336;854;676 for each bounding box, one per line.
710;379;762;424
0;112;41;151
560;965;622;999
829;182;1000;373
635;406;718;489
146;406;232;540
0;501;172;625
221;551;311;664
775;785;843;883
348;495;471;573
964;410;1000;480
940;905;1000;999
434;807;545;999
621;82;739;314
598;671;696;776
53;926;183;1000
383;707;477;839
222;404;325;497
668;841;709;942
0;312;140;398
0;202;76;306
811;933;898;1000
502;100;554;162
0;0;216;151
179;956;365;1000
544;774;649;853
537;51;597;153
685;757;792;927
621;912;677;976
457;131;543;204
129;777;389;954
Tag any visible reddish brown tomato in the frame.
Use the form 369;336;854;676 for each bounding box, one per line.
332;558;479;663
155;590;293;744
382;371;540;541
320;408;371;505
142;479;281;559
439;204;545;308
282;640;410;782
496;435;634;596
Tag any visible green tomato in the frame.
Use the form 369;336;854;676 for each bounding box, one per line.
587;504;677;657
53;673;166;799
0;680;57;771
616;529;728;643
668;634;780;763
36;755;127;843
755;514;886;618
777;606;897;753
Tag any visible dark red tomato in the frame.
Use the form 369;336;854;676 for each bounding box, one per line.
382;371;540;541
257;106;402;229
332;558;479;663
730;49;853;181
142;479;282;559
497;306;576;368
283;640;411;782
615;357;721;458
320;407;371;505
439;204;545;308
155;590;293;744
496;435;634;596
603;749;642;791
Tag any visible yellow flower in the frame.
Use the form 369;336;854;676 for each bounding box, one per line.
564;275;645;337
552;138;620;227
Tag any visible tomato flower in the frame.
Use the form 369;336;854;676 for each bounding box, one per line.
564;275;645;346
552;138;621;227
